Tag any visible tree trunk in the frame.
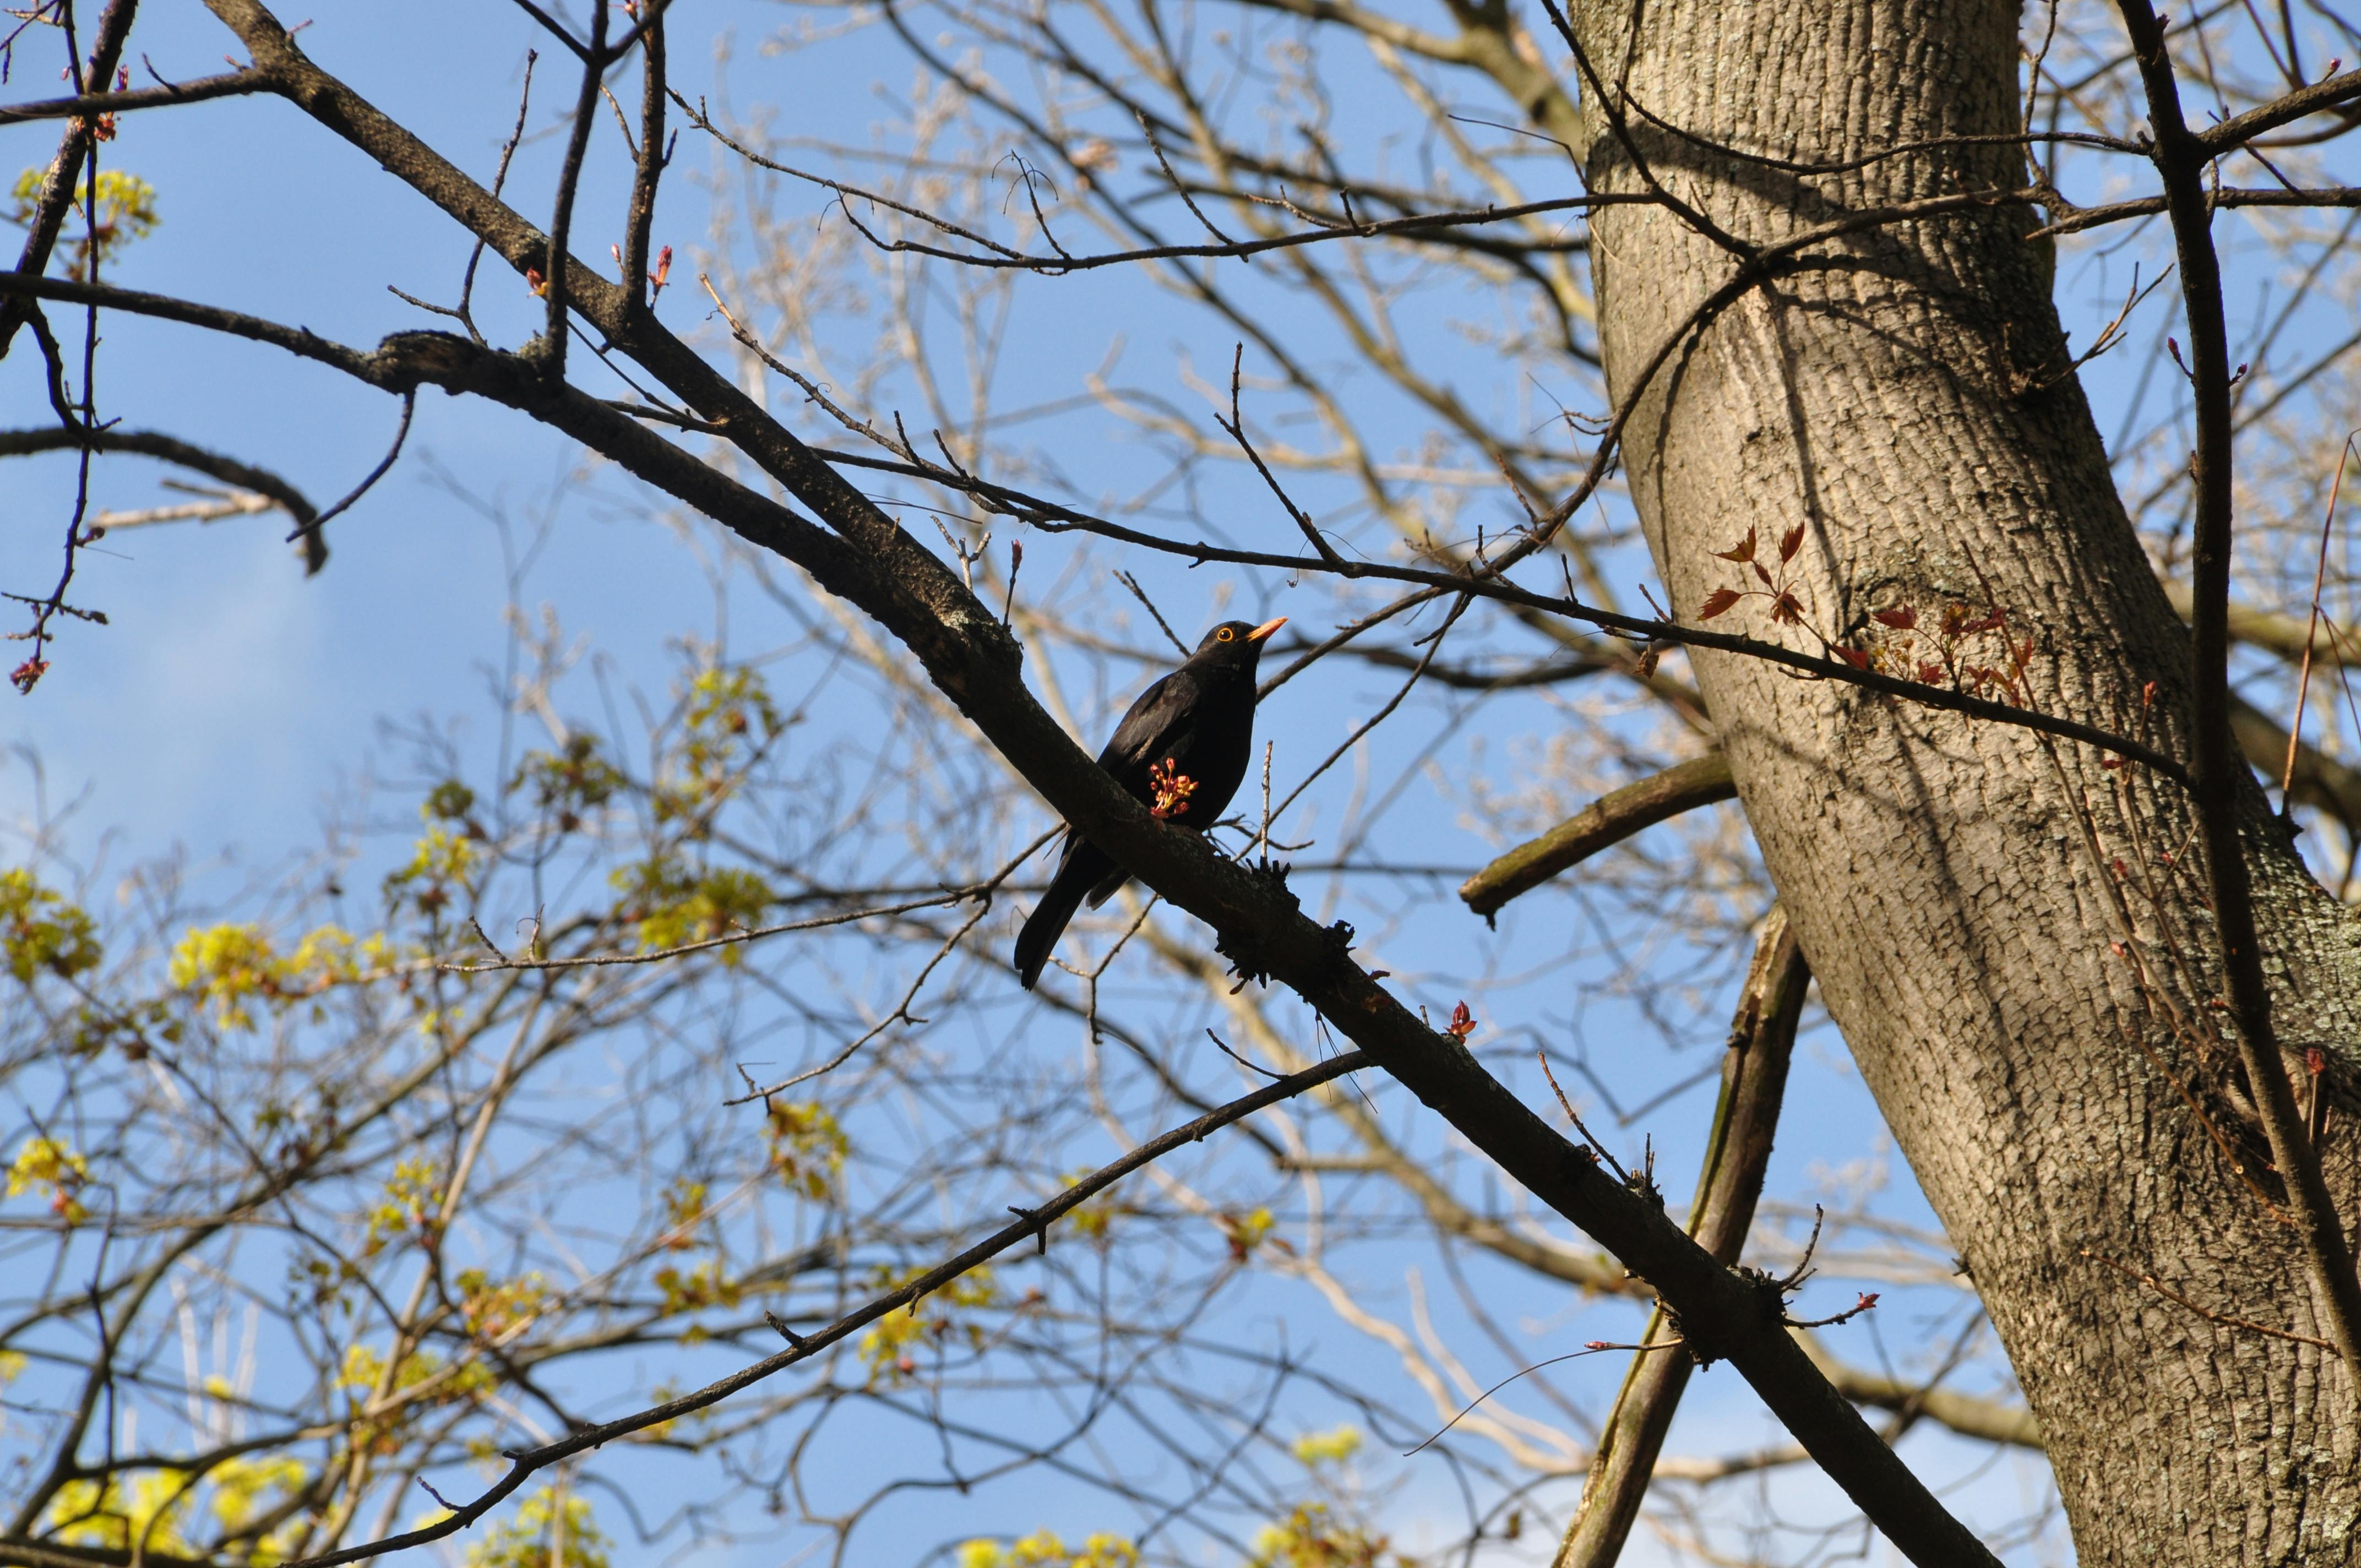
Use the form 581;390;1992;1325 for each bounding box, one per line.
1569;2;2361;1560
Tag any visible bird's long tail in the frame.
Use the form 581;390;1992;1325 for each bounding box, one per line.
1015;838;1119;990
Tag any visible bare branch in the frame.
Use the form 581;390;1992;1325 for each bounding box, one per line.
0;262;2191;790
1792;1333;2043;1451
286;389;414;548
0;0;139;358
619;1;666;301
2195;61;2361;150
270;1051;1374;1568
1558;909;1808;1566
0;68;269;124
2116;0;2361;1373
2032;183;2361;237
0;424;326;571
535;0;610;377
1461;752;1738;918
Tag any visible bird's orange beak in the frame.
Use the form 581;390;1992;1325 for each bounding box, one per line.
1246;616;1287;643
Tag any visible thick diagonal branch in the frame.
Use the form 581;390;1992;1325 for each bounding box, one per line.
1792;1332;2042;1450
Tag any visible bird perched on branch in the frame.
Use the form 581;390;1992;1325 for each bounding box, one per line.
1015;616;1286;989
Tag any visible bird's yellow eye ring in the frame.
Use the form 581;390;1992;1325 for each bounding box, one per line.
1217;627;1234;641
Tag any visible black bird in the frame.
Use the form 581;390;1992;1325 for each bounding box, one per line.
1014;616;1286;989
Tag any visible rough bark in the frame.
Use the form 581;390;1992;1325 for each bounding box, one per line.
1569;2;2361;1561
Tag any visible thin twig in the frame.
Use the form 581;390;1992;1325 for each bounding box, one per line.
726;902;991;1102
0;68;270;124
507;0;592;61
2118;0;2361;1374
266;1051;1372;1568
0;265;2195;786
1216;342;1341;563
1535;1052;1631;1184
459;51;538;343
1270;594;1472;821
619;0;667;301
1112;569;1189;655
2280;437;2357;813
286;390;414;546
1135;107;1237;246
1401;1344;1630;1457
2083;1248;2339;1351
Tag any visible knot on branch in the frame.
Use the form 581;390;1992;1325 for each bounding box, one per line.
1216;926;1278;992
1665;1266;1795;1370
1322;916;1357;962
368;329;486;391
1212;863;1307;991
1655;1303;1714;1369
1736;1263;1794;1316
935;600;1025;674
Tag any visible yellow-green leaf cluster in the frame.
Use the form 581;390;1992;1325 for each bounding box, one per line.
652;665;783;822
512;733;625;831
685;665;783;748
1252;1504;1389;1568
209;1455;309;1564
361;1158;443;1255
383;825;481;918
657;1175;709;1246
465;1487;610;1568
7;1135;89;1223
423;779;478;823
43;1470;197;1559
167;922;386;1030
611;856;773;959
958;1529;1139;1568
337;1342;409;1393
652;1259;742;1317
765;1101;848;1200
1;868;101;985
456;1270;548;1341
338;1343;492;1451
1218;1206;1279;1260
857;1265;998;1381
8;167;159;269
0;1350;23;1440
1290;1426;1363;1467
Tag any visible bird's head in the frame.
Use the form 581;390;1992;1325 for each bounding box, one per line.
1193;617;1287;668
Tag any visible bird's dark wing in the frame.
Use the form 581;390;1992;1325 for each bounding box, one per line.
1095;671;1194;780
